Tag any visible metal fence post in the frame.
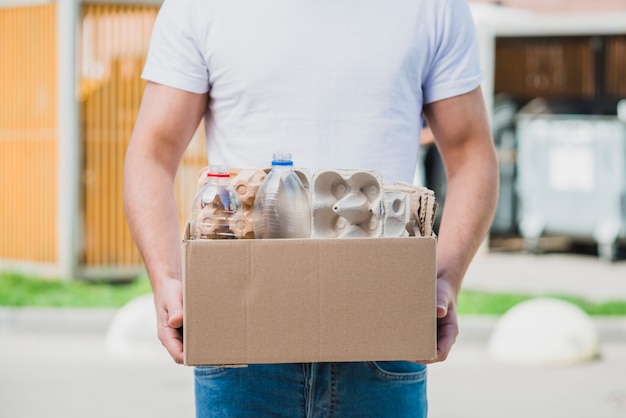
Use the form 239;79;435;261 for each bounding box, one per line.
57;0;80;280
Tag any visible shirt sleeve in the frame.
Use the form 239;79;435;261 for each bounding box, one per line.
141;0;210;94
422;0;484;104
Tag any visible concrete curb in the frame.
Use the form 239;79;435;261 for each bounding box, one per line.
0;307;118;334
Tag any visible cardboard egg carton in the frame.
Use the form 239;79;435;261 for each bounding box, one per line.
310;169;437;238
230;169;268;239
382;190;412;237
382;181;438;238
192;203;247;239
311;170;384;238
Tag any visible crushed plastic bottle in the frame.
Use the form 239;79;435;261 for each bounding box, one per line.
253;153;311;239
190;165;242;239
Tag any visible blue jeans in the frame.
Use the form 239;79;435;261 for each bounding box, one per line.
195;362;427;417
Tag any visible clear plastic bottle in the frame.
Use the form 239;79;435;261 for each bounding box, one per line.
190;165;242;239
253;153;311;239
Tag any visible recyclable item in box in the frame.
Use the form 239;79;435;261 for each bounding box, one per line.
311;169;384;238
230;169;267;239
383;181;438;237
190;166;243;240
197;166;312;239
382;190;412;237
198;167;267;239
253;153;311;239
309;169;438;239
182;223;437;366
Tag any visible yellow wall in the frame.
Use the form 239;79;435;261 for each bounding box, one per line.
0;4;58;264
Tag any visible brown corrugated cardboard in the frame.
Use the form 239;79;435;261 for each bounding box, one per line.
182;224;437;366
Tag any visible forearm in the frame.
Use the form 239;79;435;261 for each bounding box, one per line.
123;83;207;363
436;151;499;294
124;151;182;293
124;82;207;294
424;87;499;296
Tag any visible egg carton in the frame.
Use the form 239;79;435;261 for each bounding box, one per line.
382;190;412;238
191;204;247;239
382;181;438;238
310;169;438;238
311;170;385;238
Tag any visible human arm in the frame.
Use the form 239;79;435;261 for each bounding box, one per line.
124;81;208;364
421;86;499;363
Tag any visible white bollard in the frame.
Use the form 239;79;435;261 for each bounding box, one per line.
487;297;600;366
105;293;170;363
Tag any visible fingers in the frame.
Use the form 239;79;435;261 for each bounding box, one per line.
155;279;185;364
436;279;452;318
416;313;458;364
417;279;459;364
434;317;458;362
158;321;184;364
436;303;448;319
168;310;184;329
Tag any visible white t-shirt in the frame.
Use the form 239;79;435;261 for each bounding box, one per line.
142;0;483;183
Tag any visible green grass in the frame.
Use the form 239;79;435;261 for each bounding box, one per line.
0;271;152;308
2;271;626;315
458;290;626;316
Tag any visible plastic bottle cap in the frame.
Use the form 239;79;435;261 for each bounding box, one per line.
271;160;294;166
207;164;230;177
271;152;294;166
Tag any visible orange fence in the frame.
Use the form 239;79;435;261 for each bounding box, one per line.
0;4;58;264
79;3;206;272
0;2;206;278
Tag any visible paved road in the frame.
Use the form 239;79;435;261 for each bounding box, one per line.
0;330;194;418
464;250;626;302
429;316;626;418
2;316;625;418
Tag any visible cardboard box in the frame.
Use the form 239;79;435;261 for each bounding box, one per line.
182;224;437;366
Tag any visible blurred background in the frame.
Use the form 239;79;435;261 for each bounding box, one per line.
1;1;626;417
0;0;625;280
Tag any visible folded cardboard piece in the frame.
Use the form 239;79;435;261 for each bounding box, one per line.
182;223;437;366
